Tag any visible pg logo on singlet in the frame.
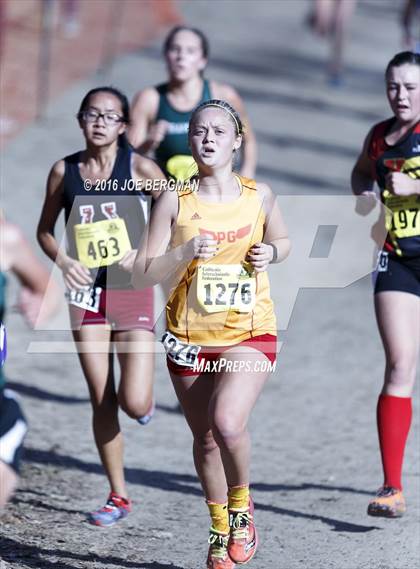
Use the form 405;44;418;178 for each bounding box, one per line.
74;203;131;268
196;262;256;313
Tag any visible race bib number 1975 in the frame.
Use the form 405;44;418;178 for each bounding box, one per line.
384;194;420;239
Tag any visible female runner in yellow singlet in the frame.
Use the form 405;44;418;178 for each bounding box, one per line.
132;99;290;568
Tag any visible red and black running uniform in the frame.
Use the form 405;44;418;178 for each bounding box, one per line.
63;144;154;329
368;118;420;296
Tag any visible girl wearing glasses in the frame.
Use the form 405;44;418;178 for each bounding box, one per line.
37;87;165;527
128;26;257;182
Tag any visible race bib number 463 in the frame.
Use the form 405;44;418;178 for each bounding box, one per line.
74;218;131;269
196;263;256;314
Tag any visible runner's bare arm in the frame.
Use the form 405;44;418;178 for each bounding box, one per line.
260;184;290;261
247;183;291;272
213;82;257;179
37;160;92;288
351;127;376;195
131;153;167;201
132;189;176;288
37;160;67;267
127;88;160;154
132;190;217;289
3;223;50;293
1;221;60;326
351;127;379;215
118;154;168;273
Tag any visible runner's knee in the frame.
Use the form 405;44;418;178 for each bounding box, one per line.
211;414;246;448
91;394;119;418
194;430;219;454
385;357;417;389
118;393;152;419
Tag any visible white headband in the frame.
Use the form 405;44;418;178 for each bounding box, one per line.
203;103;241;135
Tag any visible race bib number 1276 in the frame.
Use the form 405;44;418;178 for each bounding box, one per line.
196;263;256;314
161;331;201;368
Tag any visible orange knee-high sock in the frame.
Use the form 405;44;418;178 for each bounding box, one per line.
377;394;412;491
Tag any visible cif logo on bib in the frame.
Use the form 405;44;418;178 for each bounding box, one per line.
0;322;7;367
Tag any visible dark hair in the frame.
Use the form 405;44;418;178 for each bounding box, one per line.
77;86;130;124
385;51;420;77
189;99;244;136
163;26;209;59
77;86;131;149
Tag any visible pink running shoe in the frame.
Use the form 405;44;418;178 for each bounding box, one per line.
88;492;132;527
228;497;258;564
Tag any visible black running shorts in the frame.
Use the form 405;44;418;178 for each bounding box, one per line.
374;252;420;297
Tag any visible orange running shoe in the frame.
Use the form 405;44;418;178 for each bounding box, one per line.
367;486;406;518
207;528;236;569
227;498;258;564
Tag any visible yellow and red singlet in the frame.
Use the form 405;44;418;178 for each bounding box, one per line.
166;176;277;346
